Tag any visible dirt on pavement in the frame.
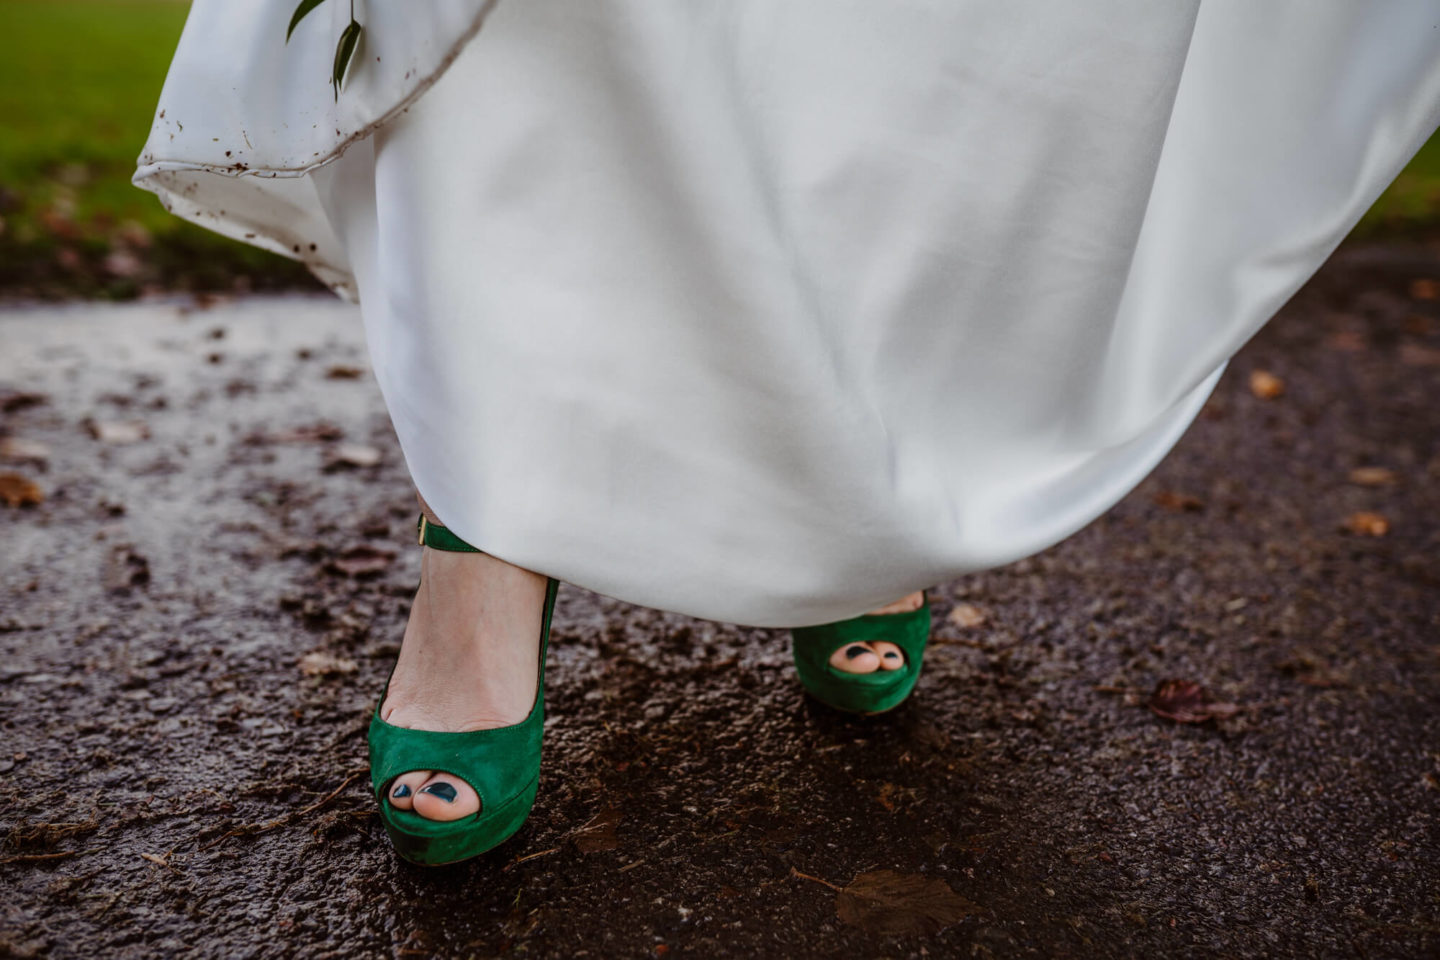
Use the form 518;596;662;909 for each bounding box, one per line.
1;240;1438;959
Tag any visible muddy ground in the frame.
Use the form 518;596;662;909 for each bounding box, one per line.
1;242;1438;959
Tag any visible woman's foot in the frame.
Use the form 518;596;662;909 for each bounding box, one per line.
381;495;548;822
827;591;925;674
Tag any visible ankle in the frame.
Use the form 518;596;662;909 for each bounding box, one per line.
866;590;925;616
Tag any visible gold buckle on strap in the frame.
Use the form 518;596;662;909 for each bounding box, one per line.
417;514;428;546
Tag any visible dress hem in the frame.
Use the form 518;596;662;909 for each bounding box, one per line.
130;0;502;299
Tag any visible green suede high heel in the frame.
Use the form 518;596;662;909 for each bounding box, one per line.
790;591;930;715
367;513;559;866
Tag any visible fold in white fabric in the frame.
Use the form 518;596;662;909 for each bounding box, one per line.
135;1;1440;626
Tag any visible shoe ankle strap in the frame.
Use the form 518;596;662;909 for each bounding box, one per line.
416;513;484;552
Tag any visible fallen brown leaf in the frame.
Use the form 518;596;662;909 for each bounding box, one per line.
325;443;382;469
947;603;987;629
1153;490;1204;512
1273;653;1349;689
834;869;980;936
325;544;396;577
87;419;149;444
298;651;358;676
876;782;918;813
1342;511;1389;537
1248;370;1285;400
0;437;50;464
1409;278;1440;301
1147;678;1240;724
572;806;622;853
0;472;43;507
325;364;365;380
1323;330;1367;352
270;422;345;444
1399;343;1440;367
1348;466;1397;487
103;544;150;593
0;391;46;413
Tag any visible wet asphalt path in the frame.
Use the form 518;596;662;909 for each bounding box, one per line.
1;241;1438;958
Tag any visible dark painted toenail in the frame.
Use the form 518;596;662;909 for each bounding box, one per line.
845;645;868;660
420;782;458;803
884;652;900;660
391;783;412;799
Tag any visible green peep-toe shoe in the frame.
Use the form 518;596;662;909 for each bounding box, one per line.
790;591;931;715
367;513;559;866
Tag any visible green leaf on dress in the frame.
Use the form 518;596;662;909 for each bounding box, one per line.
286;0;328;43
332;19;363;101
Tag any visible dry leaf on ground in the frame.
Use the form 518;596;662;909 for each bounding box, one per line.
1342;511;1389;536
947;603;987;629
87;419;149;444
1147;678;1240;724
325;544;397;577
876;782;904;812
835;869;980;936
298;651;358;676
1347;466;1397;487
0;391;46;413
1399;344;1440;367
102;545;150;593
0;472;43;507
1409;278;1440;301
1275;654;1349;689
325;443;382;469
1248;370;1285;400
325;364;365;380
270;422;344;444
0;437;51;464
572;806;621;853
1153;491;1204;512
1323;330;1367;352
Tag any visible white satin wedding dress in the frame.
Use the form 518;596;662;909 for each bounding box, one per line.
134;1;1440;626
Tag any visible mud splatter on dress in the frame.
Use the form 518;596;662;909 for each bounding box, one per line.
135;1;1440;626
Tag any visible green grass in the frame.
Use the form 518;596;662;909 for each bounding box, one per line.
0;0;185;230
0;0;1435;298
0;0;317;297
1363;134;1440;233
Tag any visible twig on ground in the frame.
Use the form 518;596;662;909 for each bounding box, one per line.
504;846;560;871
789;866;843;892
195;770;366;851
0;849;88;864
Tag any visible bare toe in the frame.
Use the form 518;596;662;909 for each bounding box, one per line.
387;770;432;810
412;773;481;821
871;641;905;671
829;642;881;673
